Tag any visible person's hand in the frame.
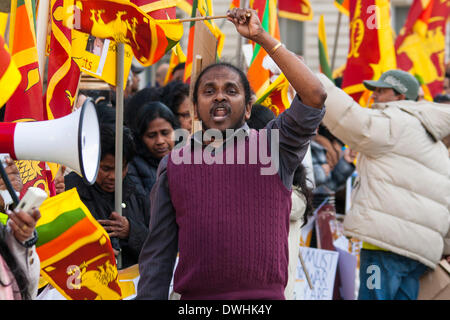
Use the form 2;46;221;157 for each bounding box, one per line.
54;166;66;195
7;208;41;243
227;8;265;43
98;211;130;239
0;157;23;193
343;148;358;164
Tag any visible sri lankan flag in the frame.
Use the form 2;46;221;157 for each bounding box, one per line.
341;0;396;102
6;0;44;122
255;73;290;116
247;0;280;97
278;0;313;21
334;0;350;16
318;15;333;81
132;0;177;19
37;188;122;300
45;0;81;120
0;35;21;107
177;0;193;15
6;0;54;197
164;42;186;84
63;0;183;67
395;0;449;97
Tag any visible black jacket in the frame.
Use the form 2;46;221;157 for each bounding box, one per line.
64;172;150;268
127;155;159;196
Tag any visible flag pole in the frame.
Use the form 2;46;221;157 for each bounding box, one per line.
115;42;125;269
177;12;250;23
36;0;50;81
331;12;342;73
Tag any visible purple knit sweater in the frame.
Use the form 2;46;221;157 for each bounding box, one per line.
167;130;292;299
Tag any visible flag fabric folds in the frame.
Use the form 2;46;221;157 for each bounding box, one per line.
318;14;333;81
334;0;350;16
63;0;183;67
278;0;313;21
46;0;81;120
6;0;54;197
6;0;45;122
36;188;122;300
177;0;193;15
132;0;177;19
341;0;397;102
395;0;449;97
255;73;291;116
165;42;186;84
0;35;21;107
247;0;280;97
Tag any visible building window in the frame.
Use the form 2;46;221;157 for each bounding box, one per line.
279;17;304;55
393;6;410;35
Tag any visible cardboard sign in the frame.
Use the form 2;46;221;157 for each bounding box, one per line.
294;247;339;300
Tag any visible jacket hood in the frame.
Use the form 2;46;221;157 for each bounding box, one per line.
375;100;450;141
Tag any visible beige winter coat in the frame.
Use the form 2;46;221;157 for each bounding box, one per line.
317;74;450;269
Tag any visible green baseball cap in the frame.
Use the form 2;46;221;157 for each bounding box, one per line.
363;70;420;101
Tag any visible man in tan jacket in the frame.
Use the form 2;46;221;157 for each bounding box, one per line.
317;70;450;300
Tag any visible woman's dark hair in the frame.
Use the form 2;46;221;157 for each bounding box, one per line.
247;104;275;130
292;164;314;228
100;123;135;165
133;102;179;158
124;87;162;129
192;62;252;106
0;232;30;299
161;80;190;115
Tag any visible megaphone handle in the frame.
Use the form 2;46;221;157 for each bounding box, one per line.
0;162;20;208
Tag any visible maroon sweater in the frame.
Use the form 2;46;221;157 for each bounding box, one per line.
167;130;292;299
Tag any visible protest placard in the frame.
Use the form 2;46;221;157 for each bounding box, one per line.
294;247;339;300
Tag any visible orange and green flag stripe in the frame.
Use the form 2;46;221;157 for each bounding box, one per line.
318;15;333;81
247;0;271;96
36;188;110;264
255;73;291;116
334;0;350;16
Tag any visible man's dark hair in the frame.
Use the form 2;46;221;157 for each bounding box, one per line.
100;123;135;165
192;62;252;106
247;104;275;130
172;62;185;75
161;80;190;115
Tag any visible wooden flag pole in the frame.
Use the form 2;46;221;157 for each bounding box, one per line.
178;12;250;23
115;42;125;269
36;0;50;81
331;12;342;73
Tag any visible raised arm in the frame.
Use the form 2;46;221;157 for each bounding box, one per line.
227;8;326;108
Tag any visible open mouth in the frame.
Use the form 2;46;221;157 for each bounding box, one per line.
211;104;231;122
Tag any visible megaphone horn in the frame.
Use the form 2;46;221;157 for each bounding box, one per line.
0;99;100;185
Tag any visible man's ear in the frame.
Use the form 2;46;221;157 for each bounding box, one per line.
244;102;252;121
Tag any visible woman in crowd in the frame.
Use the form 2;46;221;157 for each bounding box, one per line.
128;102;179;195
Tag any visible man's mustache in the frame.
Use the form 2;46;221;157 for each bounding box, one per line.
210;102;232;116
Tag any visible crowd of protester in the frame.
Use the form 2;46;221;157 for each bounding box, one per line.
0;8;449;301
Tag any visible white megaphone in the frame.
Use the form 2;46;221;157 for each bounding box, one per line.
0;99;100;185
